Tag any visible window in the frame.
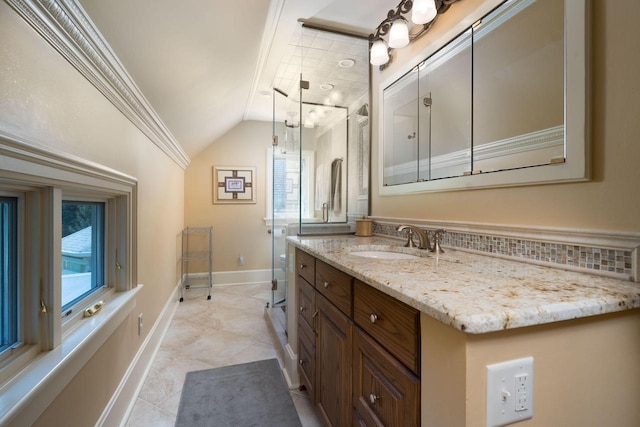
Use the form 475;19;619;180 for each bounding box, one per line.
0;197;18;355
61;201;105;309
0;134;138;424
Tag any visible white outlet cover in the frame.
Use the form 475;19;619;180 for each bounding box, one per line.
486;356;534;427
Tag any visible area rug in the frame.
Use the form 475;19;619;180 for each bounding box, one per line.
175;358;302;427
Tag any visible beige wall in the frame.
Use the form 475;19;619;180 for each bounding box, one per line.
372;0;640;233
0;3;184;425
184;120;272;272
422;310;640;426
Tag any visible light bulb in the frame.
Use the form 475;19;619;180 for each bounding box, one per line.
388;19;409;49
412;0;437;25
370;39;389;66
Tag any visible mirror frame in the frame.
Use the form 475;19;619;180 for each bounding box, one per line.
378;0;590;195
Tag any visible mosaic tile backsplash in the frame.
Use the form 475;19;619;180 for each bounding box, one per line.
373;222;635;279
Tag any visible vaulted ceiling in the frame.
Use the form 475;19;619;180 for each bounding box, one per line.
78;0;398;159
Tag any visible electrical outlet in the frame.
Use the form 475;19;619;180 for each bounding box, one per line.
515;373;529;412
486;356;533;427
138;313;143;336
238;255;244;266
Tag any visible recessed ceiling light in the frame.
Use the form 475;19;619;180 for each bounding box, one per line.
338;59;355;68
320;84;334;91
259;90;272;97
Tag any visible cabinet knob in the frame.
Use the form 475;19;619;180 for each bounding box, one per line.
370;313;378;324
299;264;306;270
323;281;330;289
299;359;305;366
299;306;305;313
369;393;380;404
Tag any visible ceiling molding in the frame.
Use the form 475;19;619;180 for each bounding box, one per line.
5;0;191;169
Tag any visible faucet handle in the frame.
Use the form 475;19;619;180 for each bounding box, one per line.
404;228;417;248
430;229;446;253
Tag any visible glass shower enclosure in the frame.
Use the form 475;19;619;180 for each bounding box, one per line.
269;24;371;312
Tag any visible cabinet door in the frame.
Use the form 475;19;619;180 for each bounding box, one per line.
353;327;420;427
316;292;353;427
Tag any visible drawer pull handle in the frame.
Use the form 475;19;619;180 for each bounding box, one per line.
370;313;378;324
299;306;305;313
312;310;319;335
369;393;380;404
299;264;306;270
323;281;330;289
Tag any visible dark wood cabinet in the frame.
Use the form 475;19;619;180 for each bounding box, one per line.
297;276;316;401
316;259;353;317
296;249;420;427
353;327;420;427
353;280;420;374
316;292;353;427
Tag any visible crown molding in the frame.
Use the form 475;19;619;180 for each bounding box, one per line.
5;0;191;169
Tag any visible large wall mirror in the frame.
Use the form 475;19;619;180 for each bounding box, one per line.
379;0;589;194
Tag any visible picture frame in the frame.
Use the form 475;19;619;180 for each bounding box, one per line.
213;166;256;204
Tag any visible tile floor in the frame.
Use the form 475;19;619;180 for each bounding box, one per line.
125;283;321;427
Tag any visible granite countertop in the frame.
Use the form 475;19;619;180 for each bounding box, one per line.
288;235;640;334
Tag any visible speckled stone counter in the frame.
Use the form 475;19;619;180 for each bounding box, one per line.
288;235;640;334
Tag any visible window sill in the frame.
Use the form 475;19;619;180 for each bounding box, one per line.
0;284;142;426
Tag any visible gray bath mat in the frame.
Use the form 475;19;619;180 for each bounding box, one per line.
175;358;302;427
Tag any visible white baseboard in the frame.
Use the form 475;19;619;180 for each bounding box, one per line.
97;283;180;427
211;269;271;286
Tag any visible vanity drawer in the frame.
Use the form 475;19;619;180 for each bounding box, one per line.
353;280;420;374
298;320;316;402
296;248;315;285
297;276;316;334
316;259;353;317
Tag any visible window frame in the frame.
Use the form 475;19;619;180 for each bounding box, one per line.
0;133;138;425
0;195;19;357
60;198;107;313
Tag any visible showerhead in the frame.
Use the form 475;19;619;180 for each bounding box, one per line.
355;103;369;117
423;97;432;107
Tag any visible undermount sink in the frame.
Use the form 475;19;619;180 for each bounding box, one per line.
350;250;420;260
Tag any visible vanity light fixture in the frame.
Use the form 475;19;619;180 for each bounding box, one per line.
370;38;390;66
388;17;410;48
369;0;460;68
412;0;438;24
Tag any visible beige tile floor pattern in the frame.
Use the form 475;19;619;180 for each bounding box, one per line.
125;283;321;427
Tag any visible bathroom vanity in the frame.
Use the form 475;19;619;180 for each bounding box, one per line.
284;235;640;427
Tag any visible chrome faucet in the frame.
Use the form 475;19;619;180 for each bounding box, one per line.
396;225;430;250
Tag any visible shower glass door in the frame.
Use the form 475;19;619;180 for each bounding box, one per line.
271;88;300;307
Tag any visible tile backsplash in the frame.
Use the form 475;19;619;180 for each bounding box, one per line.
373;222;636;280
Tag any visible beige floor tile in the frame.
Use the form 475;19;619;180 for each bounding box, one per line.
126;398;176;427
125;283;320;426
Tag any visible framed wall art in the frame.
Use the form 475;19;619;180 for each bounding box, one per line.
213;166;256;204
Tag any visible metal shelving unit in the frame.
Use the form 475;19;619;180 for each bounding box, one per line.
180;226;213;301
